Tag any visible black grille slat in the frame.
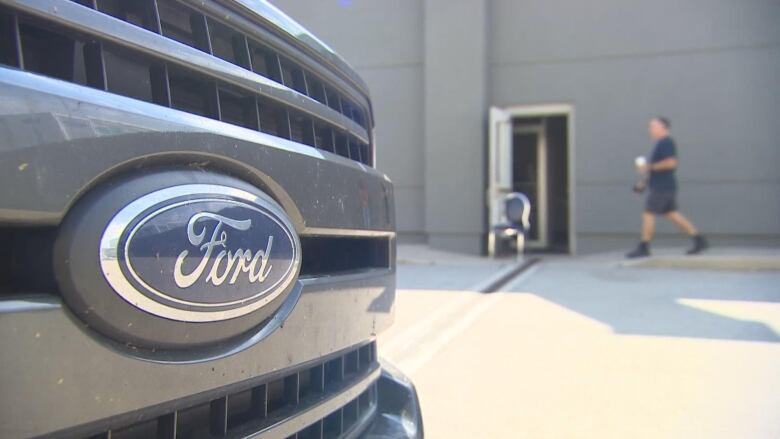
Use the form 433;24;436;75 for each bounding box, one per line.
325;87;342;114
0;12;22;68
96;0;160;33
334;133;350;159
0;1;374;166
280;57;308;95
149;62;171;106
209;396;229;436
156;412;177;439
176;403;211;438
18;20;80;83
219;86;260;130
340;99;353;125
148;0;163;33
307;75;327;105
299;237;391;277
226;388;260;432
348;139;361;163
299;364;326;401
249;39;283;83
299;420;324;439
289;110;316;147
157;0;200;50
341;400;358;430
357;391;371;417
344;350;359;378
258;96;292;139
324;356;345;392
322;411;342;439
112;419;158;439
83;42;107;90
167;66;220;119
315;123;336;153
284;373;301;408
251;384;269;420
104;46;159;102
205;18;251;70
358;344;372;369
190;12;212;55
234;33;252;70
267;377;288;414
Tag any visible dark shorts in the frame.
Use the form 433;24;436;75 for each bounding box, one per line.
645;191;677;214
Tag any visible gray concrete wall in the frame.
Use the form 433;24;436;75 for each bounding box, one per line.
490;0;780;252
423;0;489;253
269;0;427;239
272;0;780;254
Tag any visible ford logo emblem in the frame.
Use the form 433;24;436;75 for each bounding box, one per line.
99;184;301;322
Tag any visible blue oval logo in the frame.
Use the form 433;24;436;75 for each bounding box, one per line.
99;184;301;322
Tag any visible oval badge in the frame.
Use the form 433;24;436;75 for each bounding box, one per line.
99;184;301;322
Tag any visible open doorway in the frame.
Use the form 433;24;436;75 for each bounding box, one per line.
488;105;574;254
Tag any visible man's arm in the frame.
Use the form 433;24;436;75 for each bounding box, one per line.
650;157;677;171
638;157;677;173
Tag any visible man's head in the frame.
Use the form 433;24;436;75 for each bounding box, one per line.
648;116;671;140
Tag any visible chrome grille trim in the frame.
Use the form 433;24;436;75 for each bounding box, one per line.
0;0;374;164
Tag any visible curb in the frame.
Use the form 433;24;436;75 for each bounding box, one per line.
620;255;780;272
470;257;542;293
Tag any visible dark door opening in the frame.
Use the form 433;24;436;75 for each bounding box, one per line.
511;115;569;253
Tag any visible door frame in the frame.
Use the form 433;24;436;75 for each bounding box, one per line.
489;103;576;254
512;122;549;248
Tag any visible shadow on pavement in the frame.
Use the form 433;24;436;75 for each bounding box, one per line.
397;264;509;291
503;260;780;343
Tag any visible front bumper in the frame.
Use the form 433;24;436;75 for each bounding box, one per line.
0;271;396;438
362;362;424;439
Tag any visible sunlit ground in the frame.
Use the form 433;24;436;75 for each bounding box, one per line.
380;258;780;438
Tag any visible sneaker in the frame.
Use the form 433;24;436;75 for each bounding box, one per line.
686;235;709;255
626;242;650;259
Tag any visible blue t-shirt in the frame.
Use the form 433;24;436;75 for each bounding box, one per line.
649;137;677;192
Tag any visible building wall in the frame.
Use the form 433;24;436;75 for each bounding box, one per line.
490;0;780;251
271;0;780;254
423;0;489;253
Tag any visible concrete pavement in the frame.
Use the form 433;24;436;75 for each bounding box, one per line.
380;246;780;438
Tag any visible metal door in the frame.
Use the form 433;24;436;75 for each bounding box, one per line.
488;107;513;230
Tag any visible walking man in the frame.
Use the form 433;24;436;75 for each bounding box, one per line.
627;117;708;258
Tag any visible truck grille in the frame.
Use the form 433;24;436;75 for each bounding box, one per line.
0;0;373;166
0;227;392;298
50;342;380;439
